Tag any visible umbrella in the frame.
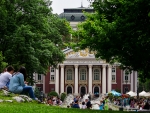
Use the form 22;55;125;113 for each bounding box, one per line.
110;90;121;96
126;91;137;97
139;91;147;96
145;92;150;97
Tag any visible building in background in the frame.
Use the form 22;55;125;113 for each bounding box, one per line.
34;5;138;96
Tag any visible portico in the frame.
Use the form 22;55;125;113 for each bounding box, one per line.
55;48;112;95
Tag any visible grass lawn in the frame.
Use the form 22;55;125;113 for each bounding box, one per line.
0;102;129;113
0;90;137;113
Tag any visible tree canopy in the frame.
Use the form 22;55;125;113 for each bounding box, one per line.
75;0;150;81
0;0;71;84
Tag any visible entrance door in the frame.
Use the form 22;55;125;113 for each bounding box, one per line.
67;86;72;94
94;86;99;97
81;86;86;95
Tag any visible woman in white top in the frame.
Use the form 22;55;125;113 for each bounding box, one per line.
0;66;14;89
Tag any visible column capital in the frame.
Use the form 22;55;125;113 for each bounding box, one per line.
102;65;106;68
108;65;112;68
60;64;64;68
74;64;78;68
88;64;93;68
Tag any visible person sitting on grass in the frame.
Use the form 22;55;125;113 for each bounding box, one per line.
96;100;104;110
81;101;87;109
0;66;14;89
9;66;36;100
72;100;80;108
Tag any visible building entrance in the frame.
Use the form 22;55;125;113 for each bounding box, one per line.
94;86;99;97
80;86;86;95
67;86;72;94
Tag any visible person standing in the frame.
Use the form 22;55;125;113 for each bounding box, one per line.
9;66;36;100
0;66;14;89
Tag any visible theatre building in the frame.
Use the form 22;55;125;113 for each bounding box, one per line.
34;48;138;95
34;6;138;95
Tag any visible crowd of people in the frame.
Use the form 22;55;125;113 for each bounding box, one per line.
0;66;36;100
113;97;150;110
1;65;150;111
46;96;63;105
66;95;110;110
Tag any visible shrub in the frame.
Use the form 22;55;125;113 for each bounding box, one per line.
48;91;58;97
34;87;40;98
61;92;67;101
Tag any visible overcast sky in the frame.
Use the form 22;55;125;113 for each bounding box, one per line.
51;0;90;14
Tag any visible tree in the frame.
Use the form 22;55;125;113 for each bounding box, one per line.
48;91;59;97
0;51;8;72
75;0;150;81
0;0;71;84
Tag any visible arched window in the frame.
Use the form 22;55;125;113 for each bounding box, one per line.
80;69;86;80
94;69;100;80
67;69;72;80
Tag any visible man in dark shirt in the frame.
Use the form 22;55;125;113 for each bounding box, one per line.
72;100;80;108
86;98;92;109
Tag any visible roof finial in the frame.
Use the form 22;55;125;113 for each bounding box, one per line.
81;0;83;8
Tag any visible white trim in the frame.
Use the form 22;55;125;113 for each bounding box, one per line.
93;68;101;80
79;85;87;94
79;67;87;80
123;70;130;83
66;85;73;94
65;68;74;80
111;67;116;83
55;67;59;94
60;64;64;93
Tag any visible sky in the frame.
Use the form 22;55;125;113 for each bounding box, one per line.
51;0;90;14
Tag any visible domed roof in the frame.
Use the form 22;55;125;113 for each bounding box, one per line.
59;7;94;22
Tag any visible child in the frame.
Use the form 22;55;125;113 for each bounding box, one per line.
81;101;87;109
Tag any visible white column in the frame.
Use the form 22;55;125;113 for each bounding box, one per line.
60;64;64;94
102;65;106;94
135;71;137;92
74;65;78;95
43;75;45;93
55;66;59;94
131;71;133;91
107;65;112;93
32;72;36;91
88;65;92;94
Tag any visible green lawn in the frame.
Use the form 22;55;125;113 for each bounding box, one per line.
0;90;134;113
0;102;129;113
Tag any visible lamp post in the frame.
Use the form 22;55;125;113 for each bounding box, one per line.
137;77;139;100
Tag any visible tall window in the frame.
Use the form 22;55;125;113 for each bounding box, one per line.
80;69;86;80
67;69;72;80
51;68;54;72
94;69;100;80
112;75;116;81
38;74;41;80
125;75;128;81
112;68;115;72
51;75;54;80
